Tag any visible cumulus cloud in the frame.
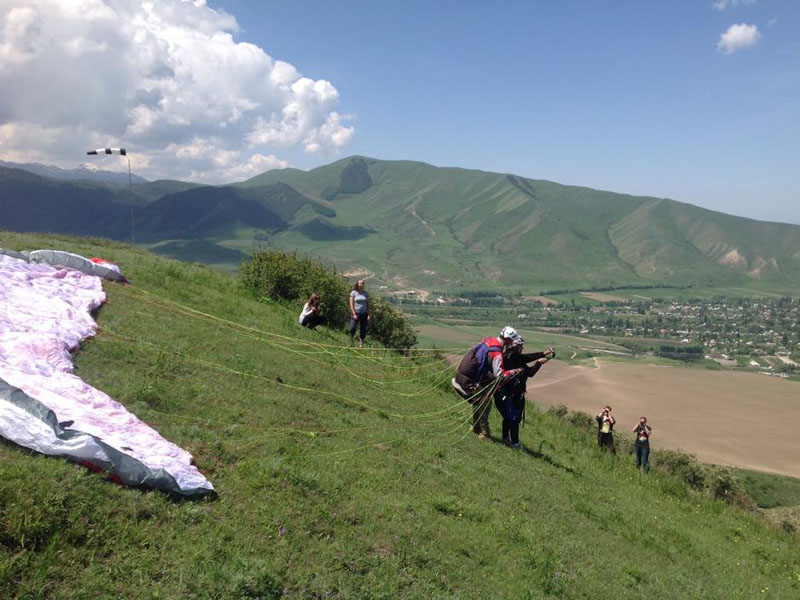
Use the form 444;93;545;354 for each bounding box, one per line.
712;0;756;11
0;0;354;182
717;23;761;54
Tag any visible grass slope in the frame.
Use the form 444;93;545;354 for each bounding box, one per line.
1;231;799;599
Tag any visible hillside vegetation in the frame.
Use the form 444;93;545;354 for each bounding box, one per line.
1;231;799;599
4;157;800;293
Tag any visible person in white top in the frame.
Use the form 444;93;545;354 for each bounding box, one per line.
299;292;323;329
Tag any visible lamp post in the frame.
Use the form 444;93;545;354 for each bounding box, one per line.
86;147;134;248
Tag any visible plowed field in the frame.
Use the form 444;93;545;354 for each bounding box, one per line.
527;360;800;477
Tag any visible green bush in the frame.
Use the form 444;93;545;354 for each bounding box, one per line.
707;467;756;510
547;404;569;419
368;295;417;349
655;449;707;491
565;410;595;432
240;250;417;349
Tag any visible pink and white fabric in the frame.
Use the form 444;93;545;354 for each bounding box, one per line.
0;252;213;495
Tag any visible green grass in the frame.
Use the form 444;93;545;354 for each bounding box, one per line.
731;468;800;509
1;231;799;599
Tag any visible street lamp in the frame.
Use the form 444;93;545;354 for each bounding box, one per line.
86;147;134;248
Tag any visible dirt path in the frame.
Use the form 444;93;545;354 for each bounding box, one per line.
527;360;800;478
342;267;375;280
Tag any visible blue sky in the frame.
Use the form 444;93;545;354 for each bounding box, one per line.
1;1;796;223
214;0;799;223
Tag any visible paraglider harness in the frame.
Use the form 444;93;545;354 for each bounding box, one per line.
453;338;505;402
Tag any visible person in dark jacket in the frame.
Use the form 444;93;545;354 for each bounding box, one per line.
596;405;616;454
451;326;524;441
494;340;554;450
632;416;652;471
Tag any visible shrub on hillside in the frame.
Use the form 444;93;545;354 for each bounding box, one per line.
367;295;417;349
565;410;595;432
707;467;756;510
546;404;569;420
654;449;707;491
240;250;417;349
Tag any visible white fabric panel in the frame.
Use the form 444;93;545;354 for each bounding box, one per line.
0;252;213;494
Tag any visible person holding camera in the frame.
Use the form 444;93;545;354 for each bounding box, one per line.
299;292;324;330
596;405;616;454
632;416;652;471
494;341;555;450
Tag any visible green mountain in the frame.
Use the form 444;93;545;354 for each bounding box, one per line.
3;157;800;293
1;231;798;598
238;157;800;293
0;165;139;239
0;159;149;185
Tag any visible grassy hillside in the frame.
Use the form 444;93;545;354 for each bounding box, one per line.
1;231;798;598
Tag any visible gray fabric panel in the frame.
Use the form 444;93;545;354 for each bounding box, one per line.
27;250;127;283
0;247;30;262
0;378;213;498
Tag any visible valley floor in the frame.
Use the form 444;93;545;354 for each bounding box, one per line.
528;360;800;478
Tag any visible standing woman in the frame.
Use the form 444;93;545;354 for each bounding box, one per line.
596;405;616;454
632;417;652;472
348;279;370;348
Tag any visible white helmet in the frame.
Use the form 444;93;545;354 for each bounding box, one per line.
499;326;520;342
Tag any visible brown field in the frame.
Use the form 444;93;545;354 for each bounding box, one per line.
523;295;558;306
527;360;800;478
580;291;629;302
416;323;626;350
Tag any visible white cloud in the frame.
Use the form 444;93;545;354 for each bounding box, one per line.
712;0;756;11
717;23;761;54
0;0;354;182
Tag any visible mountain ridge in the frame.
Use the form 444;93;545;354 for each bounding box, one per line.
2;156;799;293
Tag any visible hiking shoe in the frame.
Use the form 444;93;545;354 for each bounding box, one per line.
502;437;512;447
477;432;493;442
510;442;523;451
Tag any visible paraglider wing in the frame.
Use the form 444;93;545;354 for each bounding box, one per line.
0;248;213;496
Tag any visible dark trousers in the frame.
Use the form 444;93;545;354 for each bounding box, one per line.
502;420;520;444
635;440;650;471
349;313;368;340
598;432;615;454
301;313;324;329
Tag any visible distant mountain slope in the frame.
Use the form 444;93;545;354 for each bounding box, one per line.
130;179;203;203
241;157;800;292
3;157;800;292
0;159;148;184
0;166;136;239
134;183;329;241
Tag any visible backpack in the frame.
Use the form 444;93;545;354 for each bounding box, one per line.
459;339;503;384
